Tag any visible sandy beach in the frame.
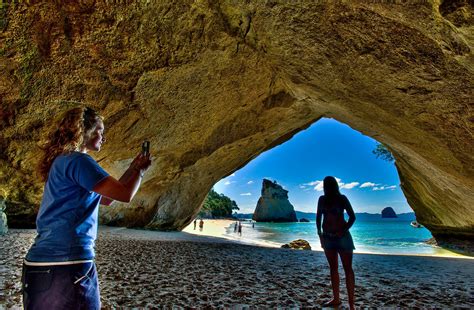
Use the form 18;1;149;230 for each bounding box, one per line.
2;224;474;308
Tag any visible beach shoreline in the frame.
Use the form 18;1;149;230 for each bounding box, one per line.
183;219;471;259
2;226;473;308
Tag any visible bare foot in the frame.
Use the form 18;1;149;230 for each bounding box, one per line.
322;299;342;307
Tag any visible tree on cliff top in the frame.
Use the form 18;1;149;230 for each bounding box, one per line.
372;143;394;162
198;189;239;218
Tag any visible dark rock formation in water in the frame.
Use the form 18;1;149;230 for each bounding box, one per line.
253;179;297;222
0;1;473;241
299;218;310;223
381;207;398;218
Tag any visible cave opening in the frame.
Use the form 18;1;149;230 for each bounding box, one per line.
184;118;458;257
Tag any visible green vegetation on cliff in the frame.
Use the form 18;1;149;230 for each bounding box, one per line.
372;143;394;162
198;189;239;218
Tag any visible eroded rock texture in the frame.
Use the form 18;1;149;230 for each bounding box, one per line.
1;1;473;240
253;179;298;222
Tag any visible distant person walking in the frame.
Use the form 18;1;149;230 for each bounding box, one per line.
238;221;242;236
316;176;356;309
199;219;204;231
193;219;197;230
234;221;238;233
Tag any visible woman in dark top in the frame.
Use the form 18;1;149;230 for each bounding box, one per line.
316;176;356;309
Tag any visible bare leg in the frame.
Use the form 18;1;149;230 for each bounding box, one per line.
323;249;340;305
339;250;355;310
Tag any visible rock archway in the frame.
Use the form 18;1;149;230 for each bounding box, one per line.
1;1;472;241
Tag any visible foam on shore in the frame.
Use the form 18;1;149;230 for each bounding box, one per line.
182;219;470;259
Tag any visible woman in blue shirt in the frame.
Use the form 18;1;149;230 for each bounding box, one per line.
316;176;356;309
22;106;151;310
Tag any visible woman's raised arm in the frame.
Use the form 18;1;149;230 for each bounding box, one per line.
94;153;151;203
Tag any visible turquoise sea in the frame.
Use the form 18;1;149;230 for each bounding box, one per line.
223;219;463;257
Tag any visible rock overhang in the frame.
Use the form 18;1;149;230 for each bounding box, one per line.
0;1;472;241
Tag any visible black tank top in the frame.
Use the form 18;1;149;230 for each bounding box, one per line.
321;195;346;217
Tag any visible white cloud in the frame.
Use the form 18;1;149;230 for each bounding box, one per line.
247;180;254;185
373;185;397;191
224;181;236;186
240;193;252;196
303;180;324;191
340;182;360;189
303;178;362;191
314;182;324;191
299;184;312;192
230;173;235;177
360;182;377;188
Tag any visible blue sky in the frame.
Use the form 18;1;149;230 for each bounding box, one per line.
213;118;412;215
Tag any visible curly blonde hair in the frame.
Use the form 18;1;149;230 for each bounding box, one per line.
38;106;103;181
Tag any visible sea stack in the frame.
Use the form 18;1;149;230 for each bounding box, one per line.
381;207;398;218
252;179;297;222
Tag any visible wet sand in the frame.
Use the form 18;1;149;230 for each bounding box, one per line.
2;227;474;308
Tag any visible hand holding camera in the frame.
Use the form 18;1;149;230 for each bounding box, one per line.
130;141;152;174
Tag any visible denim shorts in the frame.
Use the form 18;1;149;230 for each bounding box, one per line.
321;231;355;252
21;261;100;310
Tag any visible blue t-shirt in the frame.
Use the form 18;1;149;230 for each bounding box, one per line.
26;152;109;262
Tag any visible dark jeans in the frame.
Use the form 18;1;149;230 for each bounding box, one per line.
21;262;100;310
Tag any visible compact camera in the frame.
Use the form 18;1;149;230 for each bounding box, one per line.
142;141;150;155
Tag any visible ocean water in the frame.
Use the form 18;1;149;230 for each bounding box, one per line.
223;219;463;257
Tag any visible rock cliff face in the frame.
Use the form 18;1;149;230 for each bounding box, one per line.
0;1;473;240
252;179;297;222
381;207;398;218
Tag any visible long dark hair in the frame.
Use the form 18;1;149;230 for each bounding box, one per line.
38;106;103;181
323;176;341;197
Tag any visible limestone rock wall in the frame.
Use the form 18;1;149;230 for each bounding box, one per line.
253;179;298;222
0;1;473;239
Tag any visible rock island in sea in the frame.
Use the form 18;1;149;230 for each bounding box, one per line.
381;207;398;218
253;179;298;222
